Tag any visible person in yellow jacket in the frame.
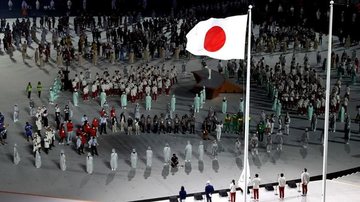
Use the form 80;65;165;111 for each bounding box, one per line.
37;81;42;98
26;82;32;99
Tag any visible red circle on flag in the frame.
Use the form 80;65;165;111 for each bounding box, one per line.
204;26;226;52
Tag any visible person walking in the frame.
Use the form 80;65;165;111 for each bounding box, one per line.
344;115;351;144
179;186;187;202
229;179;237;202
37;81;42;98
205;181;215;202
88;137;98;156
99;115;107;135
215;121;223;141
184;140;192;163
211;140;218;160
278;173;286;199
66;120;74;145
252;174;261;201
301;168;310;196
302;128;309;148
26;82;32;99
24;122;33;142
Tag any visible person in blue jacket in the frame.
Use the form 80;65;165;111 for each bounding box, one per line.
205;181;215;202
179;186;187;202
25;122;33;142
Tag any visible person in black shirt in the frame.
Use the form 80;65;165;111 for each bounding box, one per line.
171;153;178;168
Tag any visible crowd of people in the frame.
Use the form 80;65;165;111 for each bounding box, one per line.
249;46;359;151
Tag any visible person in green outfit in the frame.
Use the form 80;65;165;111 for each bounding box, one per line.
231;114;238;132
224;114;231;133
339;104;345;123
36;81;42;98
26;82;32;99
237;115;243;133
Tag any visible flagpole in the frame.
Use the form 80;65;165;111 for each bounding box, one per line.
321;1;333;202
243;5;252;202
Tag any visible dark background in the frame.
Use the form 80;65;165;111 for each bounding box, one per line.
0;0;359;40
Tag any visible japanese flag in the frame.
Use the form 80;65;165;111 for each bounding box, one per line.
186;15;248;60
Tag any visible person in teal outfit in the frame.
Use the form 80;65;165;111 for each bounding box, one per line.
100;90;107;107
73;90;79;107
145;94;152;110
222;97;227;114
49;87;55;104
276;100;282;117
272;96;278;111
224;66;229;78
200;90;204;109
307;103;314;121
239;98;244;113
194;94;200;113
171;94;176;112
339;105;345;123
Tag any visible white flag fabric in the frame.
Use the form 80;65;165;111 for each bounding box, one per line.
186;15;248;60
238;158;250;192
